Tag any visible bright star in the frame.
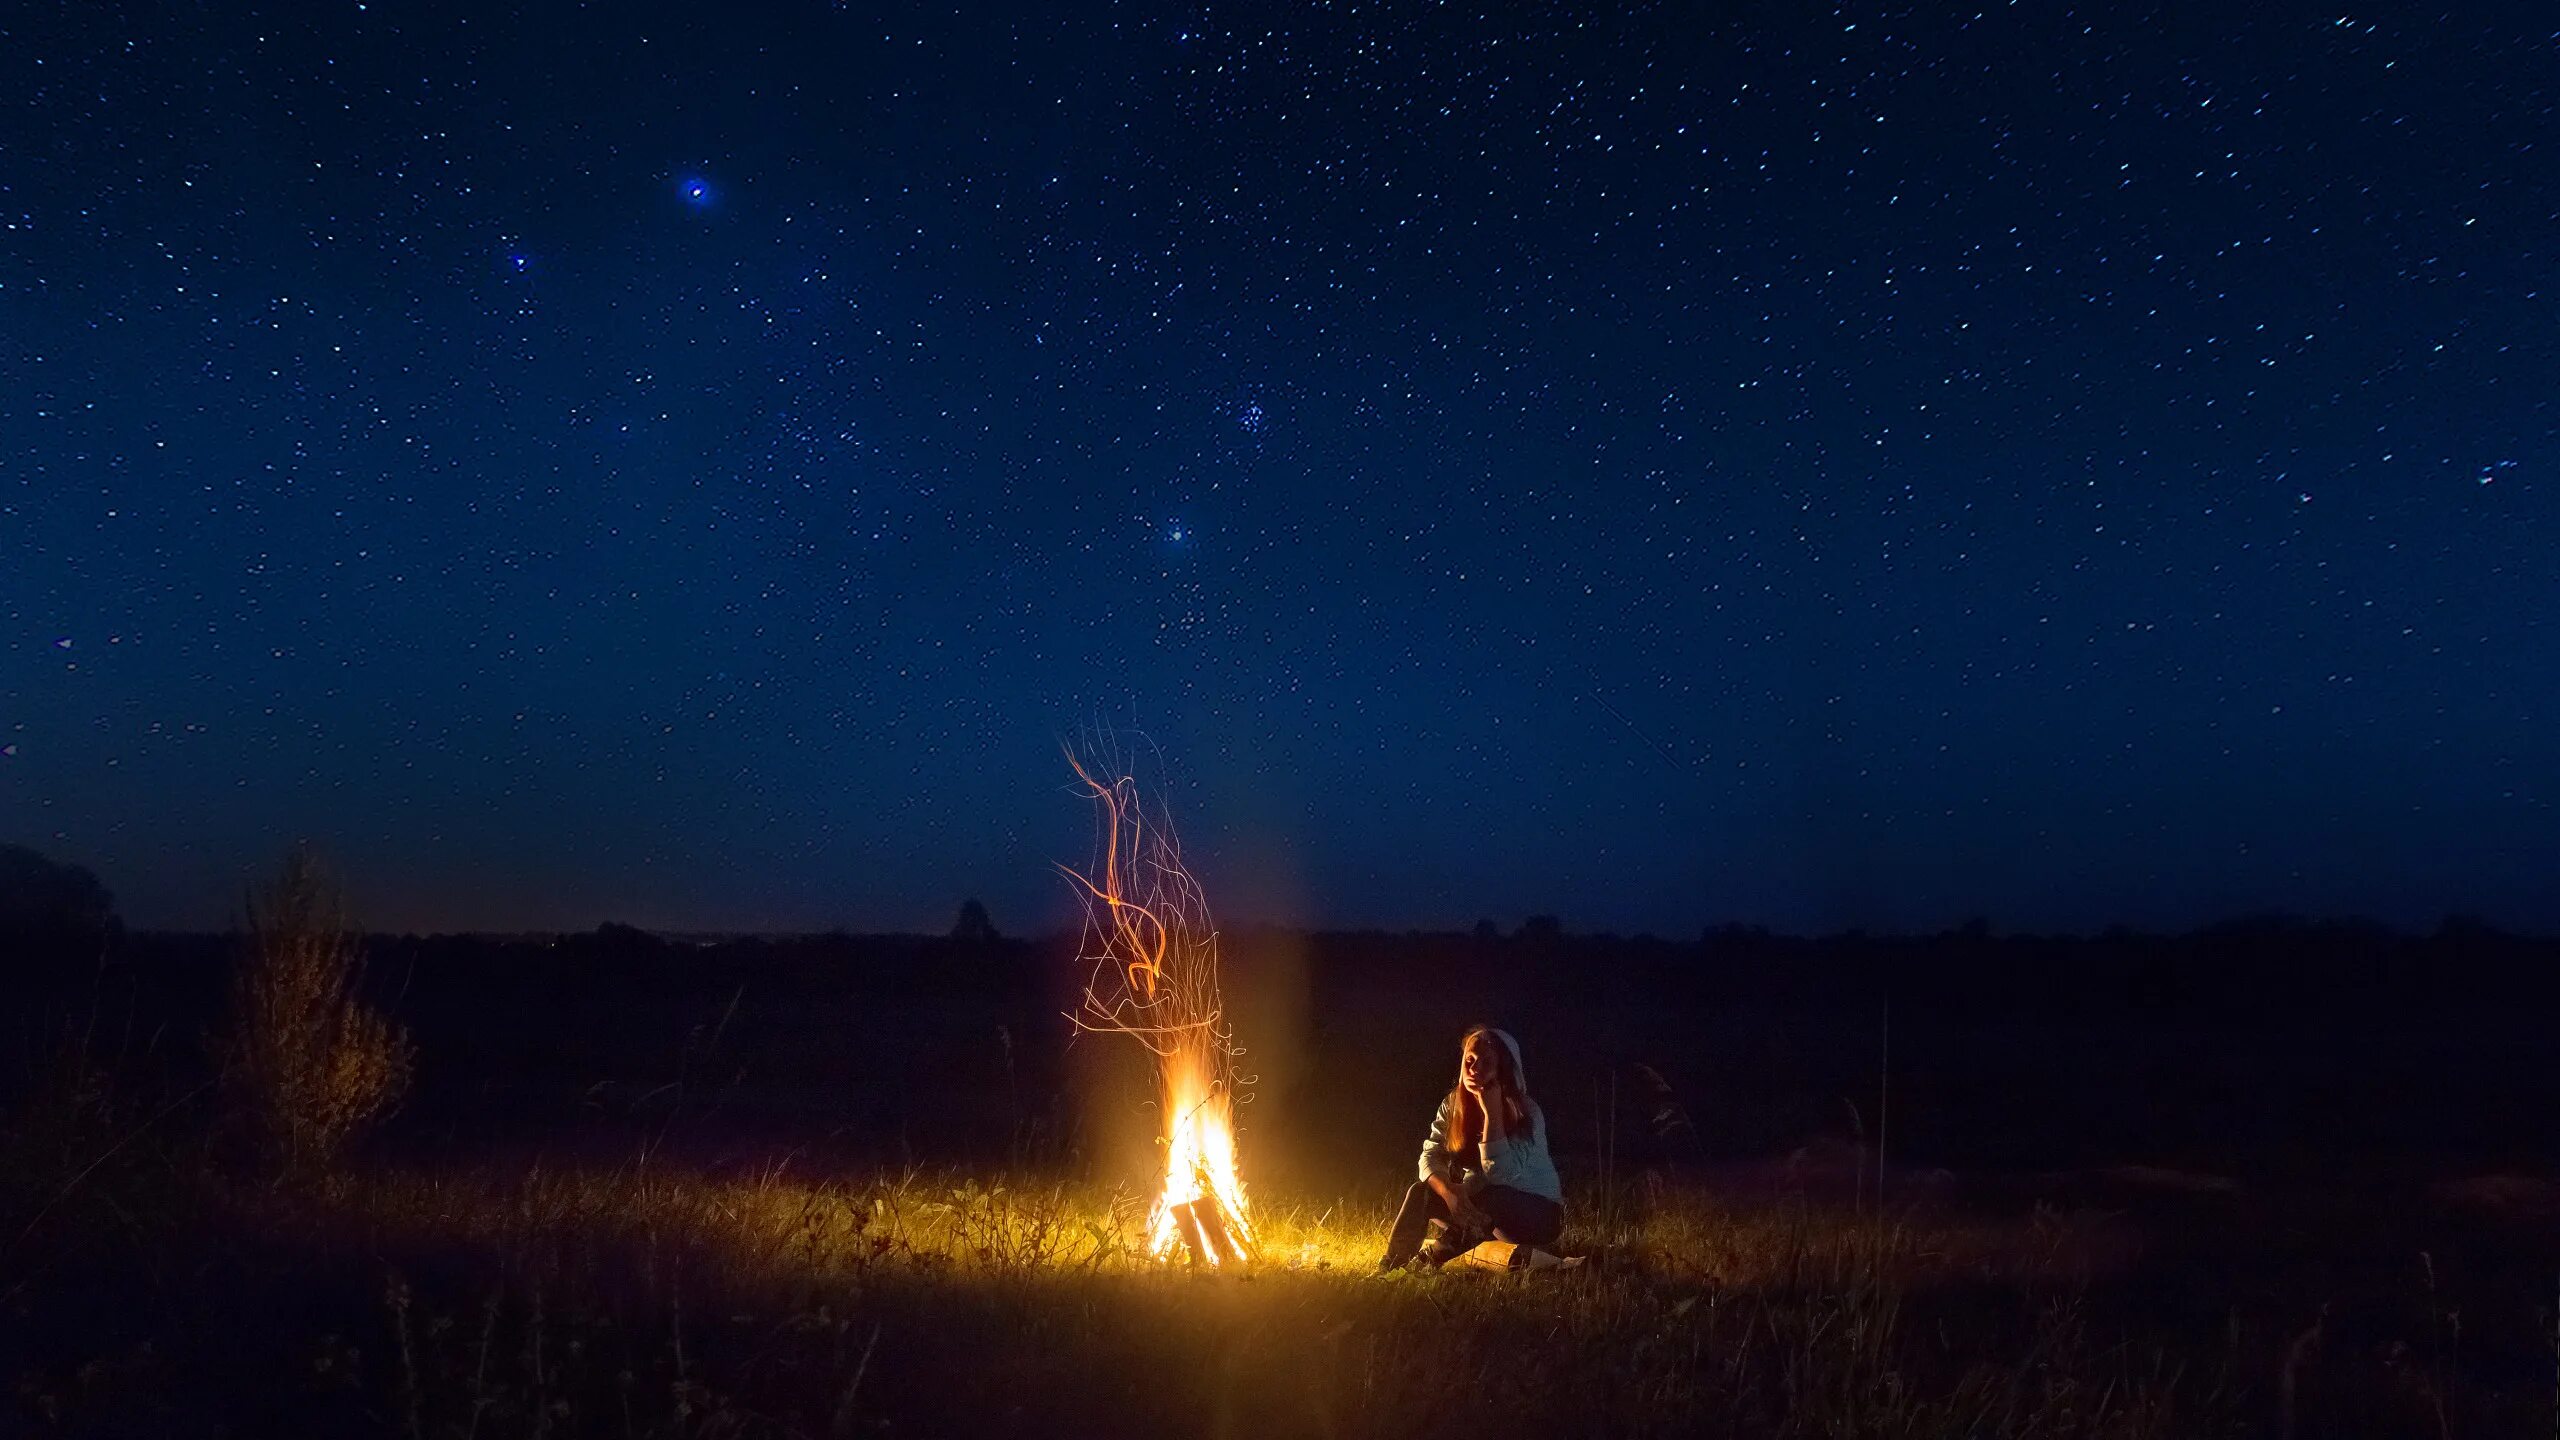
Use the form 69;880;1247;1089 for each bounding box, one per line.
679;176;713;206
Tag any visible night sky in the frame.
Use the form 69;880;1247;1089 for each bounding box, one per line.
3;3;2551;936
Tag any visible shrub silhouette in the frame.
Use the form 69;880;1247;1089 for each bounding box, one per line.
950;897;999;943
0;842;121;966
215;845;413;1180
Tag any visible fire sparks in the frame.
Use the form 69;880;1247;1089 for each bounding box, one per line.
1059;745;1256;1264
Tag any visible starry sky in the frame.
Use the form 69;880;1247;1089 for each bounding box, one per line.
3;3;2552;936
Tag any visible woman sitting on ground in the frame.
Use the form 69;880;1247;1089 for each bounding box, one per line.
1377;1024;1564;1270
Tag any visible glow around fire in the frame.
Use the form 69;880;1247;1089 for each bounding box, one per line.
1059;745;1257;1263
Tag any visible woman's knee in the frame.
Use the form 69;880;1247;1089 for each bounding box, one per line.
1494;1215;1563;1247
1488;1195;1564;1247
1392;1180;1445;1227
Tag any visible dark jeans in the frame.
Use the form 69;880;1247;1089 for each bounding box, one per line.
1378;1179;1564;1269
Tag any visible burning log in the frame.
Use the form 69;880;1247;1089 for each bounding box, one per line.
1169;1192;1245;1266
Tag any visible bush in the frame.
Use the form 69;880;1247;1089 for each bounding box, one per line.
950;897;999;942
215;845;413;1180
0;843;122;989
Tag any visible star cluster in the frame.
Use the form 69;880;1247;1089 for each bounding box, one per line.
0;3;2550;934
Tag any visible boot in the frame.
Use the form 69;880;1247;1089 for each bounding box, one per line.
1414;1217;1464;1269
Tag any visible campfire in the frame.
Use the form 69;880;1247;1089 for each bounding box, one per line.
1059;747;1257;1265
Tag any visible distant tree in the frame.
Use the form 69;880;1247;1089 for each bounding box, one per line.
951;898;1000;943
2199;912;2307;941
1518;914;1563;945
2435;913;2507;943
214;845;413;1180
0;842;121;962
1472;918;1504;944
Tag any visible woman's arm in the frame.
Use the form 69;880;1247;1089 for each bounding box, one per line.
1421;1092;1492;1228
1478;1088;1530;1170
1474;1098;1561;1203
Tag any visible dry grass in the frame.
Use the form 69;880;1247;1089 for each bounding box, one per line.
12;1120;2555;1438
83;1160;2192;1439
3;1018;2544;1437
214;846;414;1180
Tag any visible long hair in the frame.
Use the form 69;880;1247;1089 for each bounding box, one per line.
1445;1024;1532;1154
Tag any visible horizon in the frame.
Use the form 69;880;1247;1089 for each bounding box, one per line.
103;904;2556;947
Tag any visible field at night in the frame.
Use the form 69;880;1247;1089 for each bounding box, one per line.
6;0;2554;1433
7;912;2559;1436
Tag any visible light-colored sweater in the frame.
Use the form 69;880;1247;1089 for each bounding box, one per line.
1414;1029;1564;1204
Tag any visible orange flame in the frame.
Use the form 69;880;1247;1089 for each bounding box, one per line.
1059;745;1256;1263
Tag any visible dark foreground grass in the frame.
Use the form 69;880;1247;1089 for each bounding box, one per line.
8;1115;2553;1440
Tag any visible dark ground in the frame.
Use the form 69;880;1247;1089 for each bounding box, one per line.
5;917;2558;1436
311;917;2560;1188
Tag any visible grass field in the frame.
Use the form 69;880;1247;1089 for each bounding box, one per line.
7;919;2559;1437
8;1112;2552;1438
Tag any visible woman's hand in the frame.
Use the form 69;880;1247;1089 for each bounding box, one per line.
1429;1173;1493;1234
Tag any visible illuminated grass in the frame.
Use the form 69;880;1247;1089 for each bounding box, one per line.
328;1163;1405;1279
138;1161;2196;1439
317;1161;2102;1291
16;1138;2541;1437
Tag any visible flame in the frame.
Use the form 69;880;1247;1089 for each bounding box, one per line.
1149;1047;1254;1260
1060;744;1256;1264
